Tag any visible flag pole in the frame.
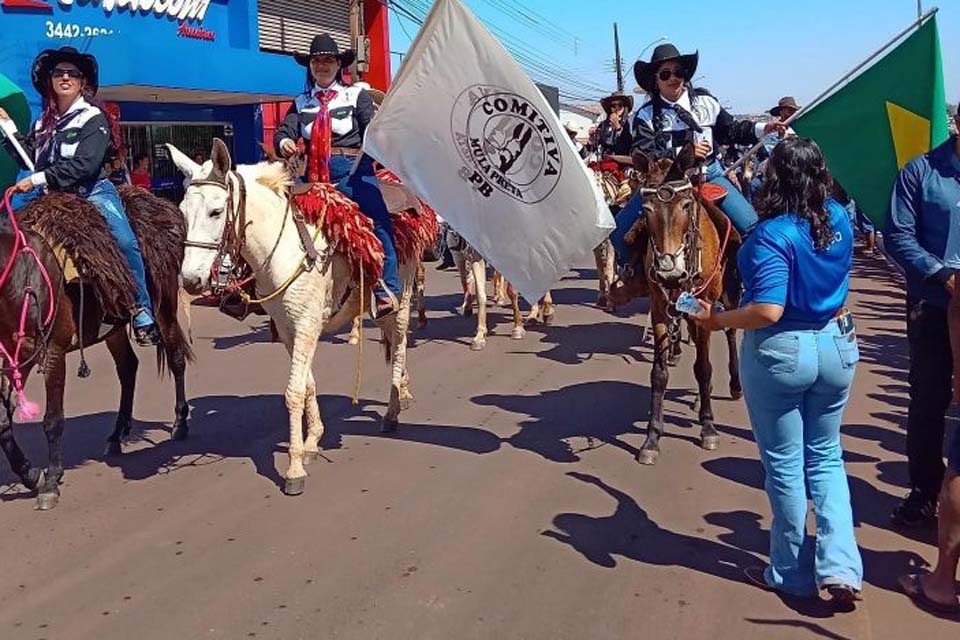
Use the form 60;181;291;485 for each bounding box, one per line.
727;7;939;175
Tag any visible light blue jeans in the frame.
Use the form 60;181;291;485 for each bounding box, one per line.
740;318;863;596
610;160;758;267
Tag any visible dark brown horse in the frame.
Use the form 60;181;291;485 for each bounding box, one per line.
0;187;191;510
625;143;742;465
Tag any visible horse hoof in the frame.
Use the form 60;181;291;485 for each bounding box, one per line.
638;449;659;466
417;319;428;330
381;417;399;433
283;477;306;496
171;424;189;441
348;336;360;346
35;491;60;511
470;338;486;351
543;314;554;326
597;295;608;309
701;435;720;451
303;450;319;465
400;396;414;411
511;327;525;340
104;440;123;457
730;388;743;401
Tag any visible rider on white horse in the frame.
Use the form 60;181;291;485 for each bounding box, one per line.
274;33;400;319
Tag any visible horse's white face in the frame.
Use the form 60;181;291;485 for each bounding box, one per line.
167;142;232;294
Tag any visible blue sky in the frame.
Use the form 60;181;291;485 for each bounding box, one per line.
387;0;959;114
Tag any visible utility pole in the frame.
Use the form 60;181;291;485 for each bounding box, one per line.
613;23;623;92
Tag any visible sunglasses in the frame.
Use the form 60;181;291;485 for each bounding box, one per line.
50;68;83;79
657;68;686;82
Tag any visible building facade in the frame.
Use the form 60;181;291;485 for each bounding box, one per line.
0;0;390;200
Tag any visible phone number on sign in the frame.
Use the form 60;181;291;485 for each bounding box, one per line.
45;22;115;39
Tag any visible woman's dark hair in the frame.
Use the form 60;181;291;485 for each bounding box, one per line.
133;153;149;166
755;137;835;251
303;65;345;92
650;69;703;141
37;78;124;161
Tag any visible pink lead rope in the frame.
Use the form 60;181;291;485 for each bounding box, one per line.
0;187;56;421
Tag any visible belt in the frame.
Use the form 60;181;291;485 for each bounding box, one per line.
331;147;361;157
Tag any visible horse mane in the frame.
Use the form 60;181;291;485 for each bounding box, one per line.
246;161;292;196
17;193;136;318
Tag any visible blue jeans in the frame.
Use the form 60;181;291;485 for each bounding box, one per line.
740;319;863;595
14;178;154;325
610;160;759;267
329;155;401;299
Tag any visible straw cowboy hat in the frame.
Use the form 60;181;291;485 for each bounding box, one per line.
600;90;634;114
31;46;99;96
769;96;802;118
633;43;699;94
295;34;356;68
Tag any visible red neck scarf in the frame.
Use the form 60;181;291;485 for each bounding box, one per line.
307;88;339;183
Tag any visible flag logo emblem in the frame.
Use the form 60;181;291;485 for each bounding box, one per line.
451;85;563;203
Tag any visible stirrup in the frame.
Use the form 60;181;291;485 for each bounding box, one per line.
370;279;399;320
133;322;161;347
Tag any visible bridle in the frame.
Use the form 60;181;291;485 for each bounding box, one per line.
640;179;701;288
182;170;249;295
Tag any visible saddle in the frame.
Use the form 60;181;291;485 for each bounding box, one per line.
15;188;184;324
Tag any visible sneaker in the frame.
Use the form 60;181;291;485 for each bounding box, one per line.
891;488;938;527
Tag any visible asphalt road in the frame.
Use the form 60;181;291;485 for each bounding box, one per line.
0;253;956;639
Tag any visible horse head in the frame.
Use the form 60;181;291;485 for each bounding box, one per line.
633;143;702;287
168;138;232;294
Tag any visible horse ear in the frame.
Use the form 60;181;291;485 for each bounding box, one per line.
166;143;201;178
675;142;699;174
211;138;232;177
631;149;651;175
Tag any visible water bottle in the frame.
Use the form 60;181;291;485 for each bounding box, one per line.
675;291;702;315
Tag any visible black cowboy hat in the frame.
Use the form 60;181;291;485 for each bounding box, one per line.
633;43;698;94
294;33;356;68
31;46;98;96
769;96;802;117
600;90;634;114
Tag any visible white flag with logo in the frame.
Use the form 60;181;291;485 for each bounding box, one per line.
362;0;614;303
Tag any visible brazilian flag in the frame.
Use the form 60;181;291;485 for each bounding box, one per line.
793;15;949;227
0;72;31;193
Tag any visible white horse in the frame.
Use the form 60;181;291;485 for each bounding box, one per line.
171;139;417;496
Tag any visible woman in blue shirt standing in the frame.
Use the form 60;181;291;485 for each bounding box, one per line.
690;138;863;610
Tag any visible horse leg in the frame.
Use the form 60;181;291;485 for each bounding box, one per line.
35;354;67;511
101;331;137;456
692;323;720;451
455;251;473;317
640;304;670;466
348;315;361;346
726;328;742;400
415;261;427;329
302;368;324;465
281;320;320;496
470;258;488;351
595;240;614;308
542;291;555;325
508;282;525;340
0;380;42;492
382;278;414;432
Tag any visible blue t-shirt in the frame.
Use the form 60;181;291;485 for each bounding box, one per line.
738;199;852;323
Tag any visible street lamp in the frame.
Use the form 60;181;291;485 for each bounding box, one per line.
637;35;668;61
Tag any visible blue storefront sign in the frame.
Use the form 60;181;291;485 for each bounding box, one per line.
0;0;305;169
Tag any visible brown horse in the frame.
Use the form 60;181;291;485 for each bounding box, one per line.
626;143;742;465
0;187;191;510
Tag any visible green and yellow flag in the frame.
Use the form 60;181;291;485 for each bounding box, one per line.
0;72;31;193
793;15;949;227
